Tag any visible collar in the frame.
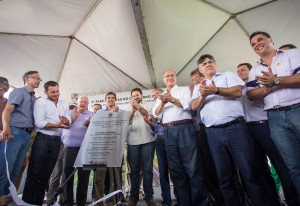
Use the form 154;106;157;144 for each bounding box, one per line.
24;86;35;95
204;72;221;81
257;49;283;67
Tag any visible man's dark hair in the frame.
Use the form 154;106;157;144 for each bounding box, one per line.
22;71;39;84
105;91;116;100
279;44;297;50
0;76;9;92
44;81;58;91
249;31;271;42
93;103;102;109
131;88;143;96
237;63;252;71
197;54;216;66
190;69;204;77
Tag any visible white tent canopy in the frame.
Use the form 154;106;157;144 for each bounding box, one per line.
1;0;299;101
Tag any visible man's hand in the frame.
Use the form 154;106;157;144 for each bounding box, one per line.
130;99;140;110
83;117;90;127
200;80;218;96
59;115;70;126
0;127;13;142
256;67;277;87
112;106;119;112
157;92;172;104
0;195;12;205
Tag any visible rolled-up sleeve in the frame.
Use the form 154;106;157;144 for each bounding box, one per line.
179;87;191;110
34;99;48;129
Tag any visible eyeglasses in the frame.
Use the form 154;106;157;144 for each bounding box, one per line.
28;76;42;81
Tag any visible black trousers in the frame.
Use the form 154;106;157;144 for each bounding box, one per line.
62;147;90;206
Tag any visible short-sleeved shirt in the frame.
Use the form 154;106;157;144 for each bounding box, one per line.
34;97;70;136
241;86;267;122
192;72;245;127
248;49;300;110
0;98;7;130
8;86;36;128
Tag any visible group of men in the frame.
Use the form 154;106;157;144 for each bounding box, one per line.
1;30;300;206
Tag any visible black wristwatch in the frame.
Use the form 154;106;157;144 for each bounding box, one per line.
215;87;220;95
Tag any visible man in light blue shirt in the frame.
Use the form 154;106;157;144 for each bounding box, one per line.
192;54;269;206
0;71;41;196
22;81;70;205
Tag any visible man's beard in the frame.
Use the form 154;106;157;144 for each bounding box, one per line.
135;98;141;103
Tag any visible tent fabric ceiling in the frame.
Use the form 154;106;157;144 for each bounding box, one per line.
0;0;299;101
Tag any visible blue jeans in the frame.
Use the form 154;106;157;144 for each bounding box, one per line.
0;127;31;195
127;141;155;203
205;121;269;206
248;122;299;205
155;138;171;206
22;132;61;205
164;123;207;206
267;107;300;197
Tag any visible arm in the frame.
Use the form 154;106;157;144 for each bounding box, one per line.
247;87;272;101
0;104;15;141
191;95;206;111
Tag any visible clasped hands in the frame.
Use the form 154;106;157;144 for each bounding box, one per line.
198;80;218;97
256;67;277;88
157;92;172;104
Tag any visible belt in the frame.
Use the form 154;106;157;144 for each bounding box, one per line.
163;119;192;127
211;117;244;128
247;120;268;126
12;127;33;134
267;103;300;112
36;132;60;140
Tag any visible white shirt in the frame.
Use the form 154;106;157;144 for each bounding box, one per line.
192;72;245;127
34;97;71;136
248;49;300;110
241;87;267;122
152;85;191;124
127;103;155;145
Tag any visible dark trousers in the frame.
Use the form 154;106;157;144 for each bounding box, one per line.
248;122;299;205
205;121;269;206
155;138;172;205
62;147;90;206
164;123;207;206
22;132;61;205
198;125;224;205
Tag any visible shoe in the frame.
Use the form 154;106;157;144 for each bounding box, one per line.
128;200;137;206
146;199;157;206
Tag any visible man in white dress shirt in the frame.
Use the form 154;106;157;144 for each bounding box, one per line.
153;70;207;206
22;81;70;205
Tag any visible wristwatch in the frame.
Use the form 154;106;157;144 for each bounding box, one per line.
171;98;175;103
274;77;280;85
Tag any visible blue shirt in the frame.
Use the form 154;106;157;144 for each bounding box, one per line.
150;117;165;136
8;86;36;128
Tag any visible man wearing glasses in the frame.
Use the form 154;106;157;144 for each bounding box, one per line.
0;71;41;196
